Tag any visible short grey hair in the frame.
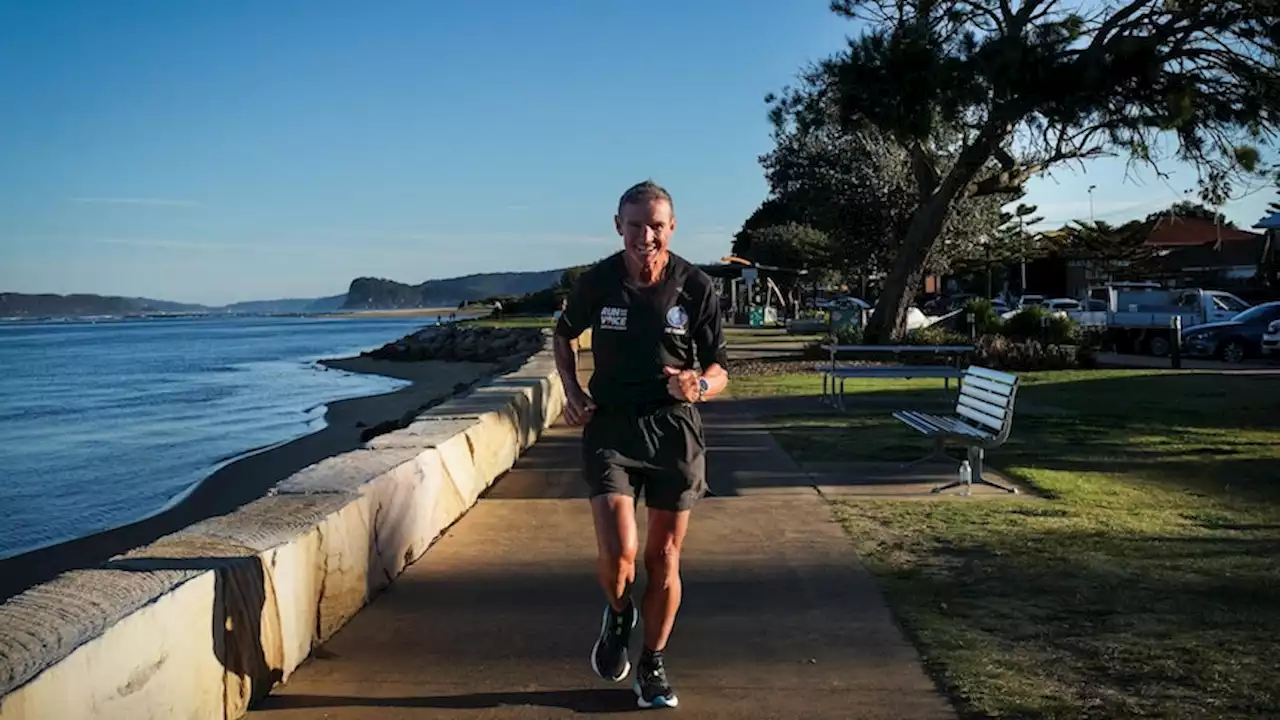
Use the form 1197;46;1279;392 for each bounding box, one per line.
617;180;674;216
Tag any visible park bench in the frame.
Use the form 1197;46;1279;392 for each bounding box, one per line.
817;343;973;410
892;365;1021;494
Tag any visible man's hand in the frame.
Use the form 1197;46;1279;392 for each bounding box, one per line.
563;387;597;426
663;366;701;403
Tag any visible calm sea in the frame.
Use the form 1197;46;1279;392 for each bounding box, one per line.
0;314;454;560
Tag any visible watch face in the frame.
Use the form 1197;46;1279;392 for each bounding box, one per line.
698;377;710;392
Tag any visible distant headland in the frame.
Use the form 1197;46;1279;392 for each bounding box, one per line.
0;266;571;320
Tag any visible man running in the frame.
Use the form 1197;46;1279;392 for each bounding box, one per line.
552;180;728;709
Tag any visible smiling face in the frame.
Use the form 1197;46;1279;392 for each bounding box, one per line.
615;196;676;283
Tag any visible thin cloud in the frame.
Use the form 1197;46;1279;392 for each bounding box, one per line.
95;237;250;251
92;237;302;253
402;230;616;246
551;235;614;245
88;236;471;262
71;197;199;207
1023;196;1172;227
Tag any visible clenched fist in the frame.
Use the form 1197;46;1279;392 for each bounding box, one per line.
663;365;702;403
563;387;597;426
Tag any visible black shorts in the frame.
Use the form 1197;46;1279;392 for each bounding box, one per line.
581;402;707;512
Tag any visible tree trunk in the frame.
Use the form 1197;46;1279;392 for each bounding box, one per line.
863;131;1003;343
862;198;956;343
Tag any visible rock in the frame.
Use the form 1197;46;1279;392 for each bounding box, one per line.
360;325;546;365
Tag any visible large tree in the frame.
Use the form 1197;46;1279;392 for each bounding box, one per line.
1146;200;1236;227
784;0;1279;341
757;65;1012;294
732;195;811;259
736;222;836;271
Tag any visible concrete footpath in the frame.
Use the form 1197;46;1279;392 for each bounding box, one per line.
248;358;955;719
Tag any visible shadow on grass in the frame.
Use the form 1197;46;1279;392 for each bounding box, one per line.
831;502;1280;719
728;371;1280;506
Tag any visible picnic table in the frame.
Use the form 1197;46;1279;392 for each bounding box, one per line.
816;343;975;409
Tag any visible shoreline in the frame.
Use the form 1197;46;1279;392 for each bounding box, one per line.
0;355;499;602
318;307;492;319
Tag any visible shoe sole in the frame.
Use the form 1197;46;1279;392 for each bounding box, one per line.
590;604;637;682
634;678;679;708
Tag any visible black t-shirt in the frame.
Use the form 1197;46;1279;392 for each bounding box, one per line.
555;251;728;409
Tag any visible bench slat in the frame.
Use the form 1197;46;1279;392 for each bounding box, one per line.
956;402;1006;432
895;411;950;435
932;415;989;438
942;415;988;438
892;411;939;434
894;410;990;438
960;383;1012;409
965;365;1019;387
958;393;1008;421
963;375;1015;397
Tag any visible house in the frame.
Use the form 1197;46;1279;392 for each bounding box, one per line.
1146;215;1275;297
935;212;1277;302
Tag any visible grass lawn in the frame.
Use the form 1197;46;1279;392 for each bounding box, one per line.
723;327;825;343
732;369;1280;719
461;314;555;328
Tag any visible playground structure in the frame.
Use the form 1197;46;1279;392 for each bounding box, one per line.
704;256;805;327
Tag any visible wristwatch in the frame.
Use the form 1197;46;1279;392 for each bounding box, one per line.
697;376;710;401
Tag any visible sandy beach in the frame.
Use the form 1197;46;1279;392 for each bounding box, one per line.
0;356;497;602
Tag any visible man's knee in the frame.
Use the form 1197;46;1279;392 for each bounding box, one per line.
592;493;639;564
643;538;681;585
606;538;639;568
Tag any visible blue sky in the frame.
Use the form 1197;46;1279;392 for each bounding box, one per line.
1;1;1274;306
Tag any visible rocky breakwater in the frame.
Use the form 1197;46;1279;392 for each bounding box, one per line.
364;324;548;365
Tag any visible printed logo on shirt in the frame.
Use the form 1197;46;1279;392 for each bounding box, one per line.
665;305;688;336
600;306;628;330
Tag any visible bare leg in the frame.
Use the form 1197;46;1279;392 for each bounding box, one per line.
591;493;639;611
641;507;690;652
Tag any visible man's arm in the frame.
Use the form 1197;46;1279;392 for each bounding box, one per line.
553;272;597;424
693;282;729;401
553;334;582;397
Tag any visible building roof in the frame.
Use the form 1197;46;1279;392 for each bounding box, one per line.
1145;216;1263;247
1254;211;1280;230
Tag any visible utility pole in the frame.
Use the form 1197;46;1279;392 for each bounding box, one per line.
1019;213;1027;293
1088;185;1097;222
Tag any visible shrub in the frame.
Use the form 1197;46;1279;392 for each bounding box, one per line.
834;323;865;345
973;334;1085;371
905;324;970;346
963;298;1005;335
1002;305;1079;345
482;287;563;315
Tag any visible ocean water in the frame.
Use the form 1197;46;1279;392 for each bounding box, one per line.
0;314;454;560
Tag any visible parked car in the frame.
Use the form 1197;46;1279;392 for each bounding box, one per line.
1181;301;1280;363
1262;318;1280;359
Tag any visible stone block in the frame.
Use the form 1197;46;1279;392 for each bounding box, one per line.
273;447;421;495
364;418;478;450
0;571;223;720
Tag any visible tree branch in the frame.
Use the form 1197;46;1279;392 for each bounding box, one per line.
911;142;941;196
